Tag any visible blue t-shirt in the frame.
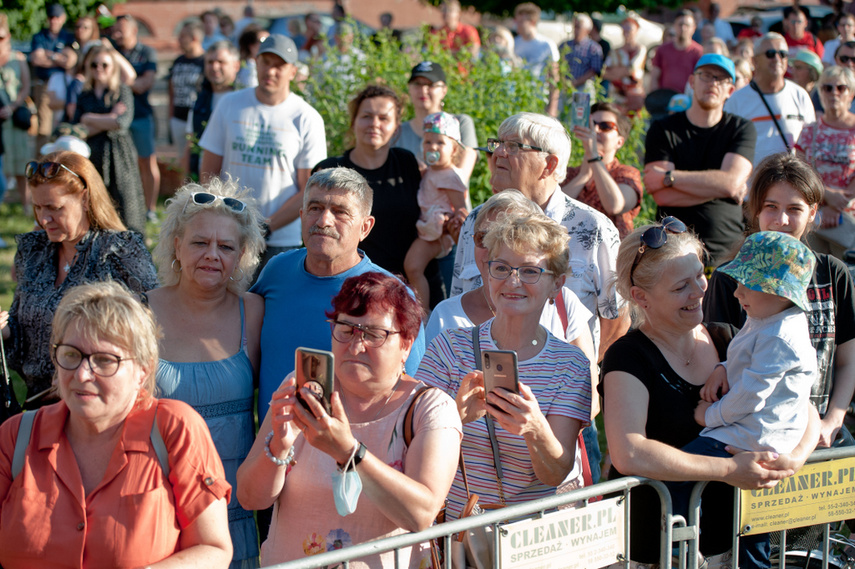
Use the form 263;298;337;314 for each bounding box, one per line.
30;29;75;82
117;41;157;119
250;249;426;419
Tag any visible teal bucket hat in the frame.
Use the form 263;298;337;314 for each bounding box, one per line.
719;232;816;311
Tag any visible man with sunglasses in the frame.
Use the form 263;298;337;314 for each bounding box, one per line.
645;53;756;268
725;32;814;167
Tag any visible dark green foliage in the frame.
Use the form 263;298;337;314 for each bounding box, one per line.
1;0;121;41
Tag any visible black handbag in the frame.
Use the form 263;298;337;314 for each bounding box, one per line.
11;105;32;130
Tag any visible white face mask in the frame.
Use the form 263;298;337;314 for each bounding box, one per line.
331;458;362;516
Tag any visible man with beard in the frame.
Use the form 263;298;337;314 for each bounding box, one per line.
644;54;756;269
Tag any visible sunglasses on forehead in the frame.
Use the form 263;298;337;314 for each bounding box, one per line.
183;192;247;214
25;161;87;189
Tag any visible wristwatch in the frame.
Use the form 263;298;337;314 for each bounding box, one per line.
663;170;675;187
350;442;367;470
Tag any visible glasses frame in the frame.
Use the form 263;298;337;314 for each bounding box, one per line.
838;55;855;64
693;70;732;86
764;49;788;60
487;260;554;284
629;216;688;286
820;84;849;94
592;120;619;133
51;343;129;377
328;319;401;348
486;138;544;155
25;161;87;189
184;192;247;213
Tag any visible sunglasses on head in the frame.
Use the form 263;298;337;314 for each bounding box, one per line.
25;161;87;189
764;49;788;60
629;216;687;285
592;120;618;133
821;84;849;94
187;192;246;213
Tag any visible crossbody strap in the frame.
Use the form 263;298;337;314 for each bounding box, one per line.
472;325;507;505
150;404;170;478
12;410;36;480
750;80;791;151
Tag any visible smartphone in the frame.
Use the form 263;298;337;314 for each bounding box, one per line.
481;350;519;396
570;92;591;129
295;348;334;415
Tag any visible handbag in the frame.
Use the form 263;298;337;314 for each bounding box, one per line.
11;104;32;131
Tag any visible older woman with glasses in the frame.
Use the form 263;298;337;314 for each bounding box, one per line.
74;43;145;233
417;213;591;521
0;151;156;414
148;178;266;569
238;271;461;568
0;281;233;568
601;217;820;567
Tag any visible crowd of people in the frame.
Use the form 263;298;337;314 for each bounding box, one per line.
0;1;854;568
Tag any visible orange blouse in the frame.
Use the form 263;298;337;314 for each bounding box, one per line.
0;398;230;569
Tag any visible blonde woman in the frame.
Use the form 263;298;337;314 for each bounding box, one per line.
73;44;145;233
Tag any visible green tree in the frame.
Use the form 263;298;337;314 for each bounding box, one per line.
0;0;122;41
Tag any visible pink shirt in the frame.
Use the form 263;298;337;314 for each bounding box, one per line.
652;41;703;93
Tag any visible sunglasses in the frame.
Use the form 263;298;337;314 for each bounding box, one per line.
629;216;687;285
25;161;87;189
186;192;246;213
592;120;619;133
839;55;855;65
764;49;788;60
90;61;110;69
821;84;849;94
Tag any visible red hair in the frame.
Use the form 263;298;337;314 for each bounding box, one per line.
326;272;423;343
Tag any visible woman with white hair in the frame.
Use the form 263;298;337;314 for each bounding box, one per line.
148;178;266;569
795;65;855;256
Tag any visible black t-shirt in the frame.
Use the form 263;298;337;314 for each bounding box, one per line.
645;111;757;266
704;252;855;415
313;148;422;277
600;326;736;562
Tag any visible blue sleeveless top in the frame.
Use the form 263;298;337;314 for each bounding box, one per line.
156;297;259;568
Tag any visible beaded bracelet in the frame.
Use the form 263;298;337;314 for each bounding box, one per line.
264;430;295;467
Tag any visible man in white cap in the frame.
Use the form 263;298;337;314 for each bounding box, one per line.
200;33;327;270
645;53;757;268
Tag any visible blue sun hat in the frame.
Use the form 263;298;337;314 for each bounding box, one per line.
423;112;462;144
719;232;816;311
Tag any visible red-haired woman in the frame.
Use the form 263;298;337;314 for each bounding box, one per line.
238;272;461;568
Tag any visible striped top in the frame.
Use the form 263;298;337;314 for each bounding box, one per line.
415;320;592;520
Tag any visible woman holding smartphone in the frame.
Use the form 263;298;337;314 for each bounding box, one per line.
237;272;462;569
416;214;592;520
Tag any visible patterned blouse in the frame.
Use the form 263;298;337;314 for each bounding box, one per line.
4;230;157;398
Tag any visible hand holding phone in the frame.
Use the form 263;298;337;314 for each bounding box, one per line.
295;348;335;416
481;350;519;397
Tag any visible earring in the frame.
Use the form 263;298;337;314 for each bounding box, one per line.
229;267;246;282
171;258;182;273
549;297;555;305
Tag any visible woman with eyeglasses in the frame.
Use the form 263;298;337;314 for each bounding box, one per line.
795;65;855;257
237;271;461;568
148;179;266;569
416;214;591;521
601;217;819;566
0;151;156;413
562;102;642;239
73;43;146;233
0;281;233;568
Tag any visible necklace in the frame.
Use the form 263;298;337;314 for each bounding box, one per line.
481;287;496;316
341;375;402;423
645;326;697;366
60;249;78;274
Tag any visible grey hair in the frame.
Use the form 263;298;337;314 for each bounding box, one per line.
154;176;266;293
754;32;786;52
574;13;593;30
819;65;855;94
474;189;543;231
303;168;374;216
497;113;571;183
207;39;239;60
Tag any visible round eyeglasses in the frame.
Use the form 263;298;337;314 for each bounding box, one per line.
52;344;129;377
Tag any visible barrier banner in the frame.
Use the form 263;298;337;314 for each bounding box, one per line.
499;496;625;569
739;457;855;535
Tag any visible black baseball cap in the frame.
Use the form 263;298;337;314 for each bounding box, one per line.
409;61;446;84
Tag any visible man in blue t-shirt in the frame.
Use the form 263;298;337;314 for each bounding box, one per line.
112;15;160;222
250;167;426;420
30;3;75;150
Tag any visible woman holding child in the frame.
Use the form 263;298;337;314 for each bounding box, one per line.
602;213;820;567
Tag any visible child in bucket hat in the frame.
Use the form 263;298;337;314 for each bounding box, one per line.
669;232;818;569
404;111;470;312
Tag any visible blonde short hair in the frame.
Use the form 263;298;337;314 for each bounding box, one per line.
483;213;570;276
473;189;542;232
51;281;160;401
154;177;266;293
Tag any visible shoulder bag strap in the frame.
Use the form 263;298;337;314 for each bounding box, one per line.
750;80;791;151
150;404;170;478
403;384;434;447
11;410;36;480
555;292;569;340
473;326;507;505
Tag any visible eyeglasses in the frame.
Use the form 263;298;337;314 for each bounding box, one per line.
838;55;855;65
592;120;619;133
52;344;129;377
821;84;849;94
474;230;487;249
694;71;732;85
26;161;87;189
486;138;544;155
328;320;400;348
487;261;553;284
764;49;788;60
187;192;246;213
90;61;110;69
629;216;687;285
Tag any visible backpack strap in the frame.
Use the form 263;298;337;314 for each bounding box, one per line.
150;404;170;478
11;410;36;480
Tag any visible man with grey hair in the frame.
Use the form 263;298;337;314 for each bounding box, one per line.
451;112;626;362
250;166;426;422
558;13;603;97
724;32;814;166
